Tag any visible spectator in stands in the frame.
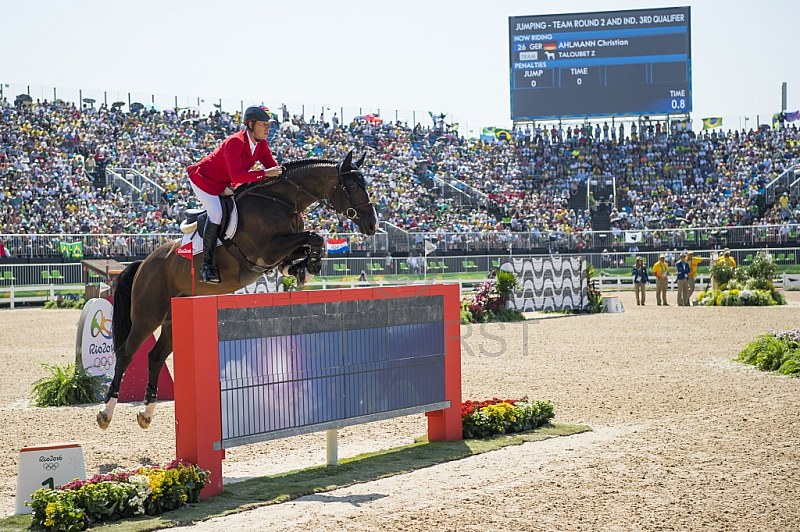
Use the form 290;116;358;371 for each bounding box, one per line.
186;106;283;284
632;256;649;305
2;94;800;258
653;254;670;306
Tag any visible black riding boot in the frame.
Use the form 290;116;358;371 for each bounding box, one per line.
200;219;222;284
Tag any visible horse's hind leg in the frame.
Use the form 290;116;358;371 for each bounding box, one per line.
97;322;161;429
137;321;173;429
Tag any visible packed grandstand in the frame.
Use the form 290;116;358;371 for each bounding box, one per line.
1;93;799;258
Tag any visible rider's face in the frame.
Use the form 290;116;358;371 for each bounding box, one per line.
249;120;271;142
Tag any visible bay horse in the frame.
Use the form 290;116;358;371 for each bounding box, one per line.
98;151;377;429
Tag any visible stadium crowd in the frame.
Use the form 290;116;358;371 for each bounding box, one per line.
1;95;799;253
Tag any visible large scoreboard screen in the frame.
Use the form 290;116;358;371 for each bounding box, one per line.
509;7;691;120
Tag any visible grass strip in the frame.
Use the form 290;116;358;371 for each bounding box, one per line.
0;423;589;531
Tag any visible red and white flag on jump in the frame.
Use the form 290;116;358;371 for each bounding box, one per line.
176;242;193;259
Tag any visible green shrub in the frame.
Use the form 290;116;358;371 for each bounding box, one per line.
710;260;736;286
282;276;297;292
31;363;103;407
738;329;800;375
748;252;777;282
494;270;520;303
44;297;86;310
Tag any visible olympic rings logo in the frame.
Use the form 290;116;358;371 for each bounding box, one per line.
42;463;59;471
92;356;115;371
91;310;112;339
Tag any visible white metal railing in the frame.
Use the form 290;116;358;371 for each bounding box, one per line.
105;167;141;201
1;228;799;260
2;251;796;308
105;167;165;204
766;165;799;204
432;175;479;207
790;171;800;203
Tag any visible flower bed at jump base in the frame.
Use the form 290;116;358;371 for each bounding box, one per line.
28;459;210;531
699;252;786;306
461;398;555;439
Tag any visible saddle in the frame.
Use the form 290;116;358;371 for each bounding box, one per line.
180;188;235;237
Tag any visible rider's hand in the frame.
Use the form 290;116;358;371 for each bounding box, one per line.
264;166;284;178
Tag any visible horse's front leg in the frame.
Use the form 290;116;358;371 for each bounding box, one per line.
270;232;324;287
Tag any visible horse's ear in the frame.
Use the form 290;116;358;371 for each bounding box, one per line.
342;150;353;170
356;153;366;167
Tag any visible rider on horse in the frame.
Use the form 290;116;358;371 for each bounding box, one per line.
187;105;284;284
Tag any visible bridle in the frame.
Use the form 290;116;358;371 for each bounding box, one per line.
334;167;373;221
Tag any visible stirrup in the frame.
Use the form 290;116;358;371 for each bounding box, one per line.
200;264;221;284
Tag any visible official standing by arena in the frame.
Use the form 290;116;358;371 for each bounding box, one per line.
632;257;649;305
653;254;670;306
686;251;710;303
676;253;691;306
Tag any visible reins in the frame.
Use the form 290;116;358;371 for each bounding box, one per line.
236;163;368;222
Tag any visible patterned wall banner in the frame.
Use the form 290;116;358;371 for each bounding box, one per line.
499;256;587;312
234;270;283;294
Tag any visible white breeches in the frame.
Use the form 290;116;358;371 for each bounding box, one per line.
190;181;223;224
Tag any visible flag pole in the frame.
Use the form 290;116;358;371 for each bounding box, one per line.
191;257;196;297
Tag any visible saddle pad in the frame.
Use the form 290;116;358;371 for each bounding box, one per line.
180;203;239;256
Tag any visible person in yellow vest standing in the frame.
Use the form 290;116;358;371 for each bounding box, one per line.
711;248;737;291
653;254;670;306
717;248;736;269
686;251;710;303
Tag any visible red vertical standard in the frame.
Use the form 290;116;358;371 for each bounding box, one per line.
425;284;463;441
172;295;224;498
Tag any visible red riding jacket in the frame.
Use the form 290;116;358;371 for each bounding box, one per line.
187;129;278;195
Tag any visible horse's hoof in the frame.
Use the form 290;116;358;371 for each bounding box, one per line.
136;412;152;430
97;411;111;430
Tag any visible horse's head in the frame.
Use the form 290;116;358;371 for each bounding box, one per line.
331;151;378;236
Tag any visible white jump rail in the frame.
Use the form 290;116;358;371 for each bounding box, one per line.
0;284;85;309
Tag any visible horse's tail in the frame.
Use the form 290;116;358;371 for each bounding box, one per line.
112;260;143;351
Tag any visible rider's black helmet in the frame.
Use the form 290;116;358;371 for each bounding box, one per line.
244;105;272;124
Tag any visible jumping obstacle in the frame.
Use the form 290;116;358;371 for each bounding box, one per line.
171;284;462;498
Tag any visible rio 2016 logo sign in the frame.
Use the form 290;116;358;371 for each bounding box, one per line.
77;299;115;380
91;310;112;340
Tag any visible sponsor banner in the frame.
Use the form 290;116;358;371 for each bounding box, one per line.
75;298;114;382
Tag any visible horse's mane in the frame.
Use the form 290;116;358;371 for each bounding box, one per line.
235;158;338;197
282;158;337;177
